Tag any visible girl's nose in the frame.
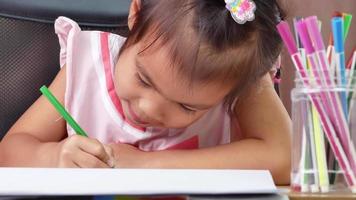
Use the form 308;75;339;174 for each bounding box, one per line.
137;97;165;123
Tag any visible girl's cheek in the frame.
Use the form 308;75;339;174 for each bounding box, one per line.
116;76;140;100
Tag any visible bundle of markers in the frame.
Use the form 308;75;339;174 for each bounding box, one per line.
277;13;356;193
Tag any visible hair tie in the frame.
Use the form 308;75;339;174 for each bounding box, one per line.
225;0;256;24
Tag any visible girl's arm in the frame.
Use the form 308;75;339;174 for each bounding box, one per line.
0;66;114;168
110;73;292;185
0;66;68;167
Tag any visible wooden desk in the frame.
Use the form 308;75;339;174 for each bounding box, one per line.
279;186;356;200
288;192;356;200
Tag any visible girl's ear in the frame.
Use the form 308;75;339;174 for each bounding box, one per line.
128;0;141;30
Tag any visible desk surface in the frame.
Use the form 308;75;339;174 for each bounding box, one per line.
281;186;356;200
288;192;356;200
188;189;356;200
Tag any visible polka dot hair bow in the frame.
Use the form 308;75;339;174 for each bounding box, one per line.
225;0;257;24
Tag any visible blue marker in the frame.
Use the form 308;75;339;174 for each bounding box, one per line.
332;17;348;117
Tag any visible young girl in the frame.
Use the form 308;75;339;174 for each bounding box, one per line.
0;0;291;184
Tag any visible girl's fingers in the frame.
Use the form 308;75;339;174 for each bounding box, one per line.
73;150;110;168
104;145;116;168
73;136;112;165
60;135;114;168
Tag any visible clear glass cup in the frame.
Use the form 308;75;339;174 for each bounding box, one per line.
291;70;356;193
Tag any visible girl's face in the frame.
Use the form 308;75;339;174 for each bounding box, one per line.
114;42;232;128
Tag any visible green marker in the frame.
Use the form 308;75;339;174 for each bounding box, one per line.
343;13;352;42
40;85;88;137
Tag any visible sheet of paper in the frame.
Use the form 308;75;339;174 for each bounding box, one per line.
0;168;276;195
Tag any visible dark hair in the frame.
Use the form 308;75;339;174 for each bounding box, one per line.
120;0;285;113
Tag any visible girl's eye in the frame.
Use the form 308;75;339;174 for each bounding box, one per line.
135;72;196;114
135;73;151;88
179;104;197;114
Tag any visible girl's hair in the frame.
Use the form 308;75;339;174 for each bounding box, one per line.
120;0;285;112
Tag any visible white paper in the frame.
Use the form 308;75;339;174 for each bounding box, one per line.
0;168;276;195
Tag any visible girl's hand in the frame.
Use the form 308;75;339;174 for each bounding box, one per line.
56;135;115;168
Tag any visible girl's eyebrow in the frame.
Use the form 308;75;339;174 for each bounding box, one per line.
135;59;213;110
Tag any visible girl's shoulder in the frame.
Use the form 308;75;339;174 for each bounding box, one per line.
54;16;126;68
53;17;130;143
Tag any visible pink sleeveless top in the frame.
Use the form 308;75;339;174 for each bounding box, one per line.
55;17;233;151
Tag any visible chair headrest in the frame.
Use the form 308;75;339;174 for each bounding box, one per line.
0;0;130;27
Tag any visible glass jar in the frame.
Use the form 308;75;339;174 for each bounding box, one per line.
291;70;356;193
